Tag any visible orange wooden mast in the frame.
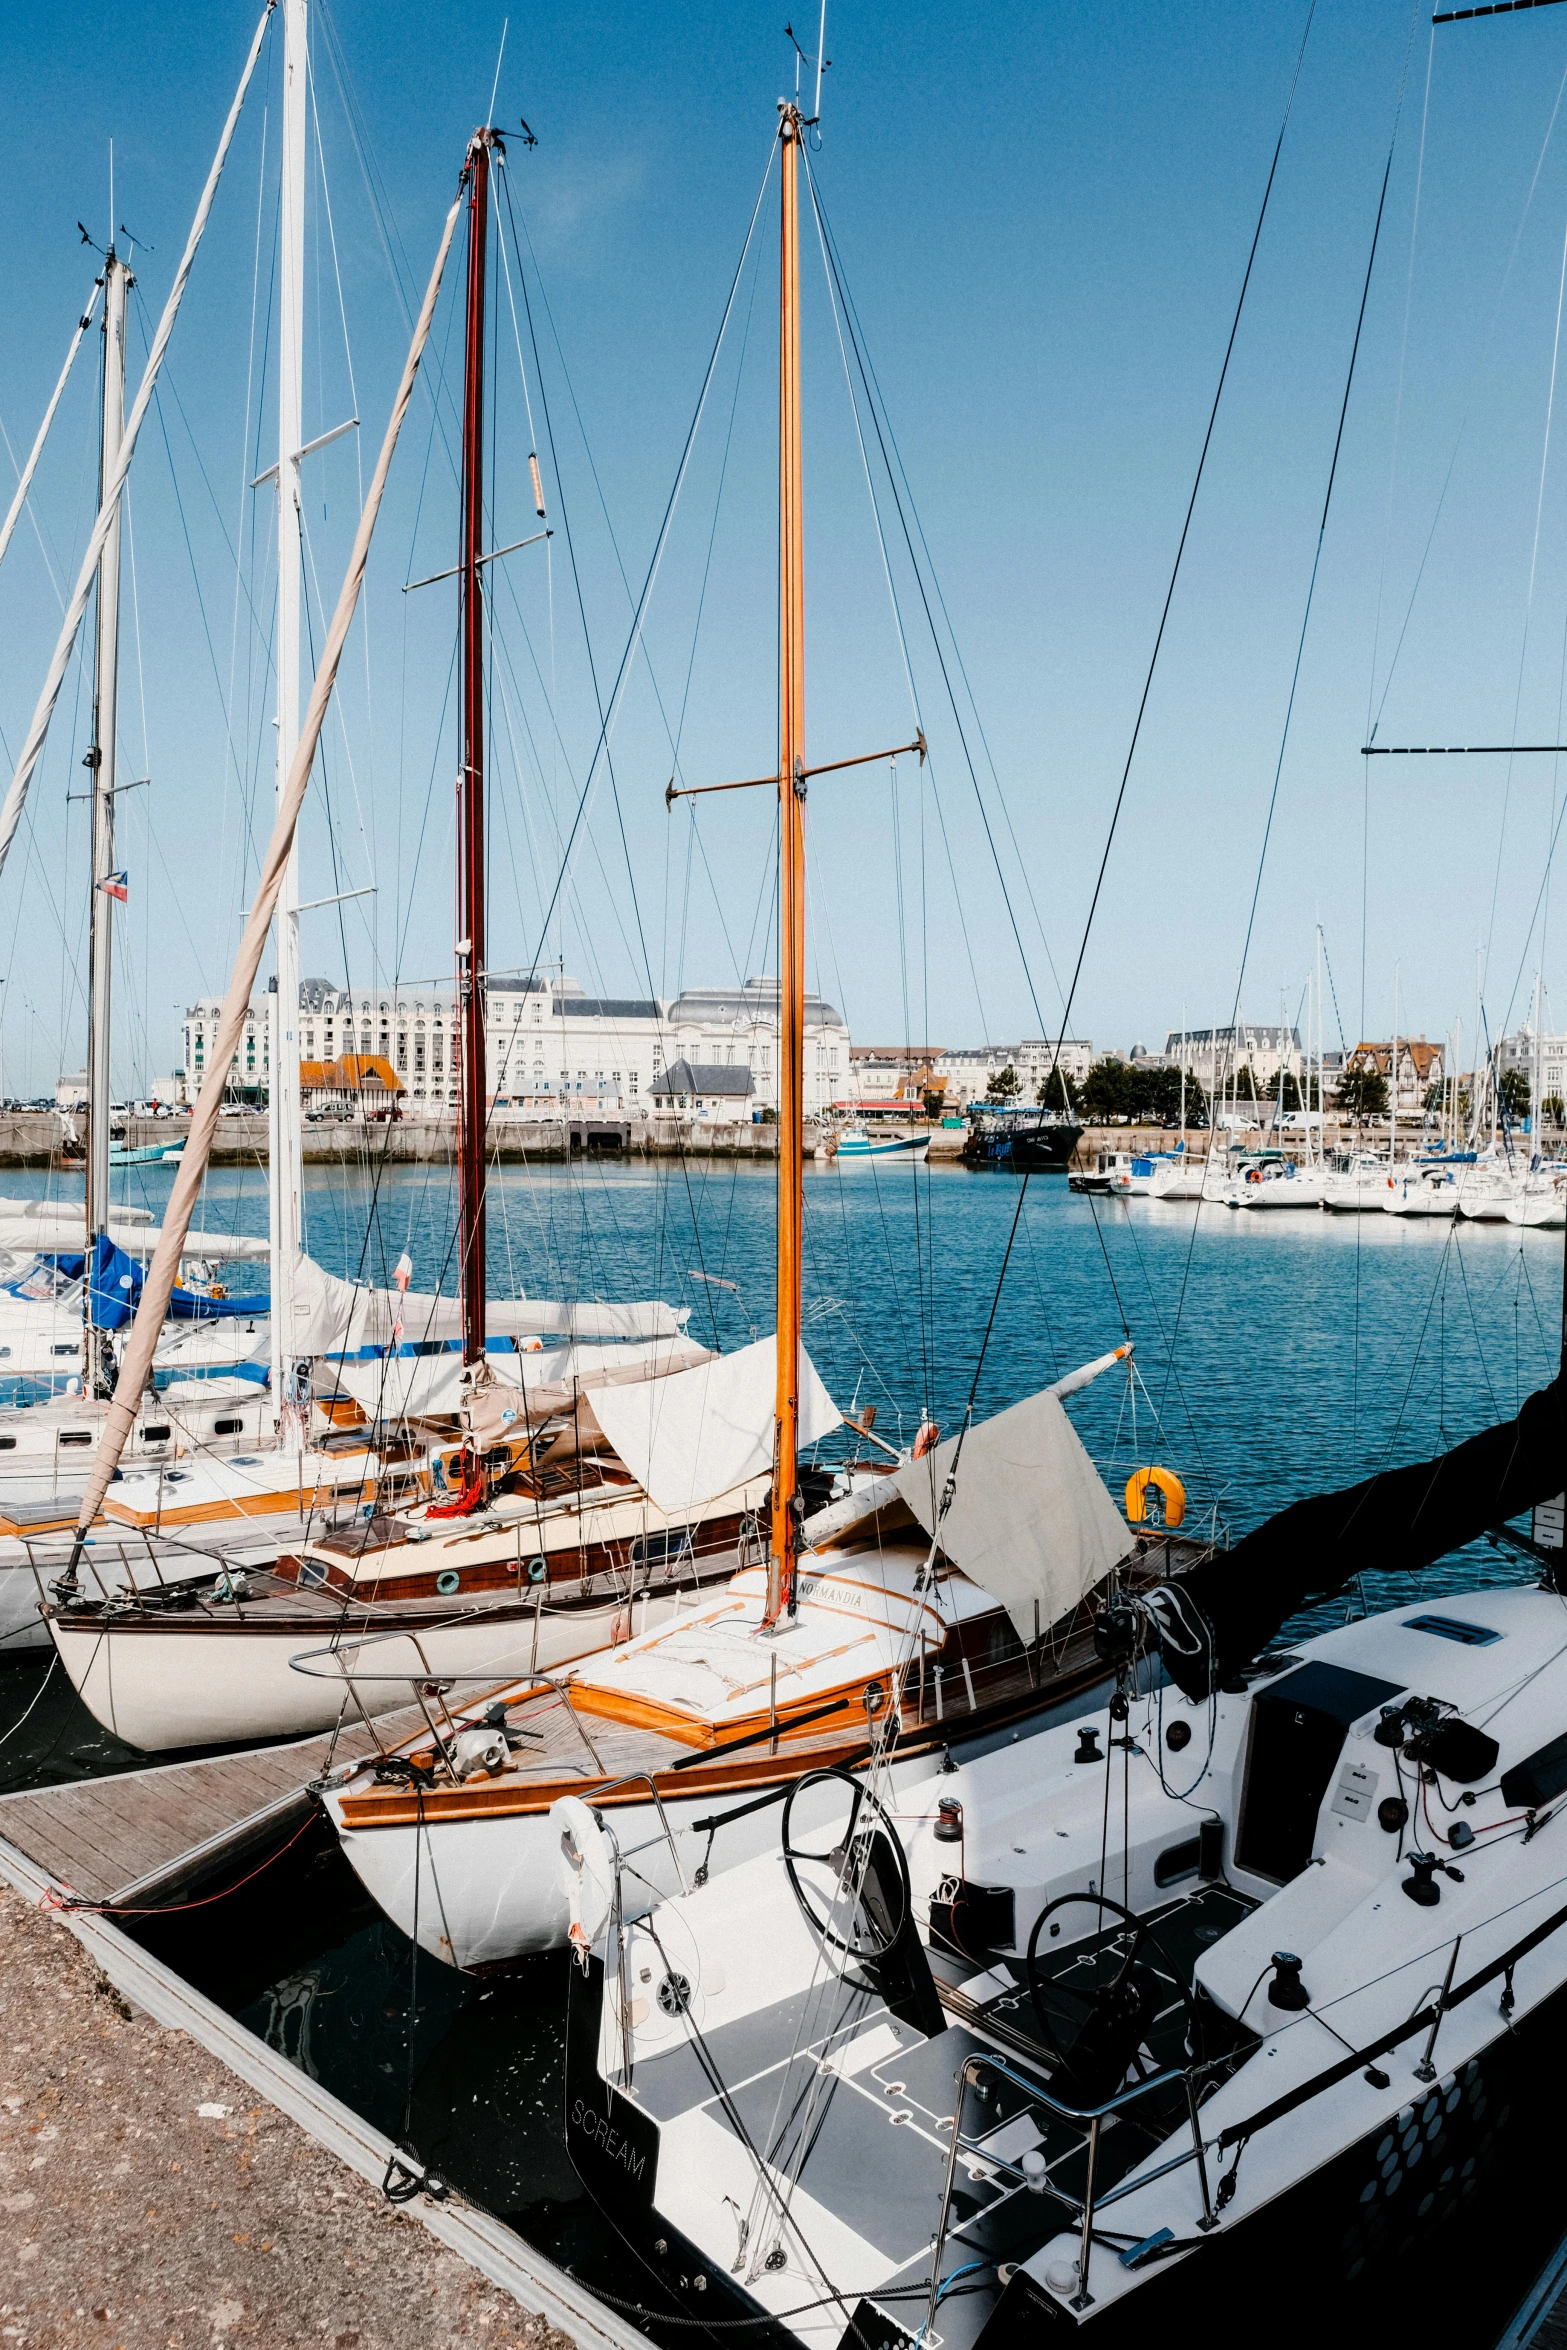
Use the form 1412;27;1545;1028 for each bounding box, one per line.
664;103;921;1625
768;100;807;1626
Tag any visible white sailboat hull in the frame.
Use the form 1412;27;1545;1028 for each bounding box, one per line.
46;1582;691;1754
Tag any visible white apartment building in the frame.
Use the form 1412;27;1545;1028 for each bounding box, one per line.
932;1039;1093;1110
1156;1024;1302;1093
1499;1026;1567;1115
187;972;852;1120
183;996;273;1103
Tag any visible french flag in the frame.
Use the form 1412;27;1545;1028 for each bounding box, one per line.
97;870;129;903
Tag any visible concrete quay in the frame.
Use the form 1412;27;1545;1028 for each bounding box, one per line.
0;1113;833;1169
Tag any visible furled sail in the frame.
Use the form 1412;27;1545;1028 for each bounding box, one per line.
282;1253;691;1359
1164;1375;1566;1690
325;1333;712;1424
590;1334;841;1513
891;1387;1133;1643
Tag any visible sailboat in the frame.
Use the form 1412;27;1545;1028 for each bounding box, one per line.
0;216;278;1529
315;96;1199;1970
39;90;801;1750
557;1373;1567;2344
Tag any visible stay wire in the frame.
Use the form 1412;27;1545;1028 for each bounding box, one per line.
1159;14;1417;1425
951;1;1319;1443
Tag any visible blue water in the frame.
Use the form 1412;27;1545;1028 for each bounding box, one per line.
21;1149;1565;1556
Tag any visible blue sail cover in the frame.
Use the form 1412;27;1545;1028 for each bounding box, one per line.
87;1234;267;1328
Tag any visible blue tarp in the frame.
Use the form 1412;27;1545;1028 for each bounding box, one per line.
86;1235;268;1329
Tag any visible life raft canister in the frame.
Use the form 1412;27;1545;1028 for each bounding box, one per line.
1124;1464;1187;1529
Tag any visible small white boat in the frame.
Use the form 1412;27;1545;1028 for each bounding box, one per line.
1384;1166;1459;1218
1504;1169;1567;1228
1318;1151;1392;1212
1456;1158;1527;1220
1227;1157;1324;1209
832;1127;928;1162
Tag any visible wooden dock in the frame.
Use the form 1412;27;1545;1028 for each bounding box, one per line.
0;1702;425;1906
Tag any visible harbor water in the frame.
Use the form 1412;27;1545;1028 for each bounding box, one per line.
1;1154;1562;2338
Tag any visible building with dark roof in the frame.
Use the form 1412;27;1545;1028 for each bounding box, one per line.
649;1062;756;1119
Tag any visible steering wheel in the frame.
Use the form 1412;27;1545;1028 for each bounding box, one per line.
781;1767;910;1960
1024;1891;1154;2077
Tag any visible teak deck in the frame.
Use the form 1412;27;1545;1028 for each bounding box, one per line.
0;1702;427;1907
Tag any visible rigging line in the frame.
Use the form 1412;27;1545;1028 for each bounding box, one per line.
802;160;1050;1044
1370;44;1567;741
802;186;1067;1025
0;414;65;609
496;172;665;1017
0;275;101;588
227;91;272;916
306;54;360;419
948;1;1323;1438
496;132;777;971
502;193;696;782
1365;25;1435;750
1159;29;1415;1425
671;224;767;773
1483;180;1567;1004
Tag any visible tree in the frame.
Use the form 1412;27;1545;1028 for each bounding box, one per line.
986;1064;1021;1103
1335;1065;1388;1123
1498;1067;1531;1123
1275;1069;1303;1114
1080;1058;1137;1123
1544;1094;1566;1132
1035;1065;1080;1116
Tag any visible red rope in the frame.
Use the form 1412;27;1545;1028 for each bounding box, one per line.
45;1806;319;1919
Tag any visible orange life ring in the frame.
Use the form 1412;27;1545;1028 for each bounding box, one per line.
1124;1464;1187;1529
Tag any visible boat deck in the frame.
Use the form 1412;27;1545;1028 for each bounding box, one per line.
0;1701;427;1906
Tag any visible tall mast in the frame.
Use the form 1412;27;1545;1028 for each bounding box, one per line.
767;100;806;1625
269;0;306;1443
457;130;495;1371
85;237;131;1396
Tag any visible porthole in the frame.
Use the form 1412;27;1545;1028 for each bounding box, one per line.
58;1430;93;1447
436;1569;461;1596
213;1417;244;1436
141;1425;171;1444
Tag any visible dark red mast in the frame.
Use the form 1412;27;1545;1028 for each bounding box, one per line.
457;129;496;1370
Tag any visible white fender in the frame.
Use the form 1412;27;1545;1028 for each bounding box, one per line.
552;1793;619;1963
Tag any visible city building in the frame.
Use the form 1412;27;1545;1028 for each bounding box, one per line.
1344;1039;1444;1115
843;1046;943;1108
183;971;851;1121
299;1054;405;1118
648;1062;756;1120
1155;1024;1302;1093
1498;1026;1567;1113
929;1039;1093;1110
182;996;273;1106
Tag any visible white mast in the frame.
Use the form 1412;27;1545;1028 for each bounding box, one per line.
85;236;131;1395
1389;965;1399;1167
269;0;306;1448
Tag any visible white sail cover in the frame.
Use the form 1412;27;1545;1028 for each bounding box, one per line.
327;1334;711;1423
591;1334;841;1513
892;1387;1131;1643
282;1253;690;1358
0;1200;269;1263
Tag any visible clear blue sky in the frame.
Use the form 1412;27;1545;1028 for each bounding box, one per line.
3;0;1567;1097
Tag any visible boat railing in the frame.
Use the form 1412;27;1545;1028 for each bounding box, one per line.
925;2047;1215;2322
924;1874;1567;2318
